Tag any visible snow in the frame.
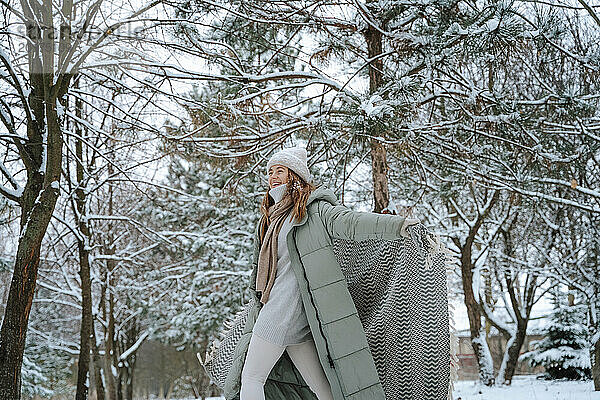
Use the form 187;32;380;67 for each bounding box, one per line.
445;22;468;36
177;380;600;400
497;334;517;384
173;398;223;400
119;330;149;361
453;376;600;400
0;184;23;199
471;264;481;302
39;125;47;173
522;347;592;370
0;101;15;130
522;29;540;39
18;188;44;240
360;94;394;118
471;333;495;376
486;18;500;32
55;101;64;119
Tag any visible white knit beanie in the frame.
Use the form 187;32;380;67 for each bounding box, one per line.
266;146;312;183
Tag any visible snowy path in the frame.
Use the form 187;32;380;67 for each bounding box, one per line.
454;376;600;400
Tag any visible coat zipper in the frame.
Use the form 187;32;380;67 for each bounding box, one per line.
292;227;336;369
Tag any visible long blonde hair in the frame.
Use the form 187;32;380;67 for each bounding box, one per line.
258;169;316;244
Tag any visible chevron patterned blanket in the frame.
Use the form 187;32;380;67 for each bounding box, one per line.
198;224;458;400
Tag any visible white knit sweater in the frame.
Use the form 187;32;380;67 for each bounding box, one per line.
251;183;313;346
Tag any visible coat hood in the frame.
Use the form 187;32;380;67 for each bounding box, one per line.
306;185;340;207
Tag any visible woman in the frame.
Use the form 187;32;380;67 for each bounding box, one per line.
240;147;333;400
226;146;421;400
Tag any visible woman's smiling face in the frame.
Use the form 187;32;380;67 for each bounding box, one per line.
268;164;290;189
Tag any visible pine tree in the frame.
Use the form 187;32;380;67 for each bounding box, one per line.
134;132;264;348
520;299;592;380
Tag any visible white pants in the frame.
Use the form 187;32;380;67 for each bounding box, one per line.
240;334;334;400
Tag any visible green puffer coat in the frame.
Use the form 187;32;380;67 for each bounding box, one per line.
224;185;409;400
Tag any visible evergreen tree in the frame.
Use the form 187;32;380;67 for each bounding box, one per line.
134;138;264;348
21;343;74;399
520;299;591;380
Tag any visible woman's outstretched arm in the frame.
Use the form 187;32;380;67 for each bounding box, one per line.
317;200;419;241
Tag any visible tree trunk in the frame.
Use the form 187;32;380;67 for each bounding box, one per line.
592;333;600;391
0;180;61;398
165;381;174;400
568;285;575;307
104;164;118;400
363;8;390;214
459;214;495;385
90;328;106;400
120;356;136;400
119;323;139;400
0;113;62;399
497;326;527;385
74;76;94;400
126;368;134;400
370;142;390;213
460;253;495;385
76;238;93;400
491;220;541;385
451;191;499;386
0;225;42;399
0;0;67;391
104;278;117;400
0;0;79;392
117;367;123;400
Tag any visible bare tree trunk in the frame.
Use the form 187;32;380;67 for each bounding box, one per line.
126;368;134;400
370;142;390;213
363;8;390;214
117;367;123;400
104;161;118;400
120;353;136;400
75;179;93;400
103;270;117;400
0;51;63;400
91;328;106;400
460;252;495;385
493;213;552;384
0;219;44;398
165;381;175;400
451;191;500;386
71;75;94;400
0;142;62;400
118;322;139;400
0;0;74;392
568;285;575;307
590;217;600;390
493;272;535;385
592;333;600;390
496;325;527;385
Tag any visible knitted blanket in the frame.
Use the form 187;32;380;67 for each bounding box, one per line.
198;224;459;400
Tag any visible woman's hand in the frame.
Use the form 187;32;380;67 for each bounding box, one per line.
399;218;420;238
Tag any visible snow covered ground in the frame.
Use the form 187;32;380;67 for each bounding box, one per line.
178;377;599;400
453;376;600;400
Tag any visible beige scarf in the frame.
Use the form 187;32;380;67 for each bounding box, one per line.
255;191;294;304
